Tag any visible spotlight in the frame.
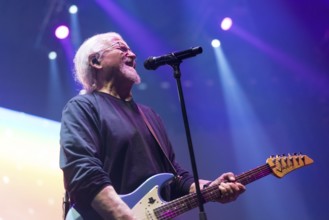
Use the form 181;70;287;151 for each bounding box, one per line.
221;17;233;31
55;25;69;39
211;39;221;48
48;51;57;60
69;5;78;14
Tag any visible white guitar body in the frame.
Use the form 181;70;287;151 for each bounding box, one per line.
130;185;164;219
122;173;172;219
66;173;174;220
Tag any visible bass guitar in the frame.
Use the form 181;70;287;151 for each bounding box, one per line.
66;153;313;220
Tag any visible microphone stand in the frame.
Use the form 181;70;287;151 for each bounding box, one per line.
169;59;208;220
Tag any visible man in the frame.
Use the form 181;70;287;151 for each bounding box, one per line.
60;32;245;220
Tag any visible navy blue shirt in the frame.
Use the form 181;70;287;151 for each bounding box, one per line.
60;91;194;208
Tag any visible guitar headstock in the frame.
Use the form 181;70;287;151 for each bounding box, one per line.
266;153;314;178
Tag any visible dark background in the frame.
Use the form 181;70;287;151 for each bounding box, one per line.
1;0;328;219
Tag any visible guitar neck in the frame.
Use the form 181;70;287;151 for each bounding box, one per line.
154;164;272;220
236;163;272;185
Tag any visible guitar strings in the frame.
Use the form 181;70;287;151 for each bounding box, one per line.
154;164;273;220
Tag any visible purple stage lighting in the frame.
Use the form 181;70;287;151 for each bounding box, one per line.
55;25;69;39
221;17;233;31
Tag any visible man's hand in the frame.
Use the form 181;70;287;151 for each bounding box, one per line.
189;172;245;204
209;172;246;203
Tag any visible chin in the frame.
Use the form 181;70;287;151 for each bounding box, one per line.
122;65;141;84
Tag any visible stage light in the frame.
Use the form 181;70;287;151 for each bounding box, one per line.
69;5;78;14
211;39;221;48
48;51;57;60
55;25;69;39
221;17;233;31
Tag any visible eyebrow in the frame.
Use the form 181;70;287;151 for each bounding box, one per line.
98;42;124;53
111;41;130;49
90;41;131;60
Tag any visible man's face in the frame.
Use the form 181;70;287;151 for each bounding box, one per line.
99;37;141;84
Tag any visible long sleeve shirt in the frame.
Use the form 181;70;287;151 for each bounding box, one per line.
60;91;194;209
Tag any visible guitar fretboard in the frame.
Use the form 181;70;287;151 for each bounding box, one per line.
154;164;272;220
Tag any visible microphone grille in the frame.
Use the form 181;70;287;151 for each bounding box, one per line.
143;57;157;70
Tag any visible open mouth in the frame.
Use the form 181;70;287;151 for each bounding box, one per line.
125;59;136;68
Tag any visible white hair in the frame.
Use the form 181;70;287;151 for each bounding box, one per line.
73;32;122;93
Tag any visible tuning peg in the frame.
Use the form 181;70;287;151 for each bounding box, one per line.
289;156;294;164
296;155;300;165
270;155;276;163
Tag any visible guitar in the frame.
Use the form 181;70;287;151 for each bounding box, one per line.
65;153;313;220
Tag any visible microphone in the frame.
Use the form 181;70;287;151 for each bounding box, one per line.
144;46;203;70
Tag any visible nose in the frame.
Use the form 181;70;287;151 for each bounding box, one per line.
126;49;136;59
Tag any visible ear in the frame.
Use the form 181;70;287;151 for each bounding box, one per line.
89;54;102;69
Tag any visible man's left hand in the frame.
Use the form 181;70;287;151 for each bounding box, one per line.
209;172;246;203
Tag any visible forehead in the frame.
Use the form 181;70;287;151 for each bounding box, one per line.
108;36;128;47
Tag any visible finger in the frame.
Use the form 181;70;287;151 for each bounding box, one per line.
219;183;233;195
237;183;246;192
218;184;228;196
217;182;245;203
223;173;237;183
228;182;240;192
218;186;235;203
226;172;236;182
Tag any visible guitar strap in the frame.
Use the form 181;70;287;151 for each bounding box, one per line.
137;105;179;177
